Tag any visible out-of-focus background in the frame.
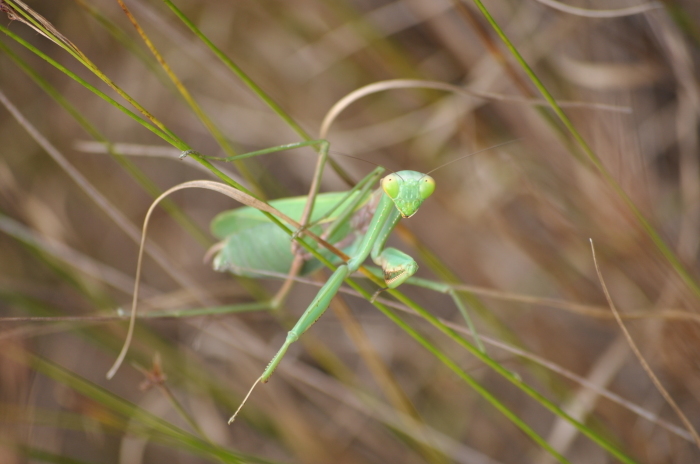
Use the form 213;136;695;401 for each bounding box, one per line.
1;0;700;463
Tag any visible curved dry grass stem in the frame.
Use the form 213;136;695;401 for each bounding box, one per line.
106;179;343;379
319;79;631;138
533;0;662;18
589;239;700;449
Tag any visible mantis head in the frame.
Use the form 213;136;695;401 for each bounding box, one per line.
381;170;435;218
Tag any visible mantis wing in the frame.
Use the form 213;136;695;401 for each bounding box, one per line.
210;191;369;277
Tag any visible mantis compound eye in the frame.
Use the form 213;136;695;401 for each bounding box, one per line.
381;174;400;199
419;175;435;200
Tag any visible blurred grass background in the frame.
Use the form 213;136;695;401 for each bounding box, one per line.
1;0;700;463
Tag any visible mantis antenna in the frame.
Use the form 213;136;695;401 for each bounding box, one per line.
334;139;521;179
424;138;522;176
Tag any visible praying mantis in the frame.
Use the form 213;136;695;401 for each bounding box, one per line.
107;137;507;423
205;139;511;422
214;156;435;380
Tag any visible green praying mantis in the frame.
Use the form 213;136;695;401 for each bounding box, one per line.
107;137;511;423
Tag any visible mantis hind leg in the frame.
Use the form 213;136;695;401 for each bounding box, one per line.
263;263;351;381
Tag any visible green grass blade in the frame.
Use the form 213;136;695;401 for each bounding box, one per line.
0;25;176;146
468;0;700;301
160;0;309;140
22;354;278;464
159;0;355;186
0;40;211;247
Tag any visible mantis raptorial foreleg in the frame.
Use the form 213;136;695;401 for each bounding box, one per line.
260;193;402;381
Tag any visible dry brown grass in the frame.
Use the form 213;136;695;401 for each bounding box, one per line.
1;1;700;463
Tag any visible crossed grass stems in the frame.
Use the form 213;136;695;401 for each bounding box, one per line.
2;0;700;463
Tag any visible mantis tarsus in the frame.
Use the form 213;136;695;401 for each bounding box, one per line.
108;138;503;423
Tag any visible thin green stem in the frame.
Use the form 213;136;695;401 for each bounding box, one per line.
160;0;309;140
385;287;638;464
116;0;263;196
22;354;273;464
0;25;176;146
4;0;180;144
0;40;210;246
159;0;355;186
468;0;700;300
